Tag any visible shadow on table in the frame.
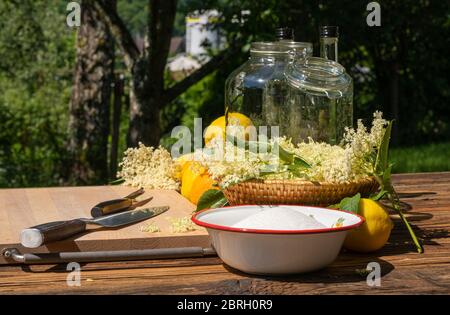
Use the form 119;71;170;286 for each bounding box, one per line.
19;255;223;273
222;256;394;284
390;227;449;252
397;192;436;199
379;191;449;255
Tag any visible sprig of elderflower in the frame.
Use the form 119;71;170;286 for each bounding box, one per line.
117;143;180;190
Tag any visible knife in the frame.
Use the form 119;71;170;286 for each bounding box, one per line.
20;206;169;248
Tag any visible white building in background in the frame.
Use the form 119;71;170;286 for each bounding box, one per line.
168;10;224;78
186;10;222;57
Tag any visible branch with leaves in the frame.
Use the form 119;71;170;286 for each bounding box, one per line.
372;121;423;253
93;0;139;71
163;43;243;105
93;0;243;104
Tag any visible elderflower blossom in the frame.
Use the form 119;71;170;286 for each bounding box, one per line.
295;140;354;182
195;141;264;188
117;112;389;189
168;216;197;233
342;111;388;175
139;222;161;233
200;111;389;185
117;143;180;190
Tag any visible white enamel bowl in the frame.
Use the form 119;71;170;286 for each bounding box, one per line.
192;205;364;275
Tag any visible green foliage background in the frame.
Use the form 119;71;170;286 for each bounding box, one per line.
0;0;449;187
0;0;75;187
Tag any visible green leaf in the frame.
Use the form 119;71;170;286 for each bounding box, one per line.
225;134;310;169
375;120;393;174
338;193;361;214
293;156;311;168
287;164;308;177
275;142;311;168
195;189;228;212
226;133;264;151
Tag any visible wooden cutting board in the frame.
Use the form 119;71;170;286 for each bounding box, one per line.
0;186;210;264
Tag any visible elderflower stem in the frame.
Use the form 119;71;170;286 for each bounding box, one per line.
388;192;423;254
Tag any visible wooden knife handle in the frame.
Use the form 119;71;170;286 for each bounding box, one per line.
20;219;87;248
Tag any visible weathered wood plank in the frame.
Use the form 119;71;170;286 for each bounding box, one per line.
0;172;449;294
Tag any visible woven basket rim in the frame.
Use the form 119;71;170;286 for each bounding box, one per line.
226;176;377;187
222;176;379;206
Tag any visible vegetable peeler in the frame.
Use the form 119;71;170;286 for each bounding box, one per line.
90;188;153;217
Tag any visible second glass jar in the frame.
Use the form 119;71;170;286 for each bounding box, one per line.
225;41;353;145
225;41;313;141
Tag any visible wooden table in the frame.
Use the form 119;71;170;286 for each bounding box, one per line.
0;172;449;294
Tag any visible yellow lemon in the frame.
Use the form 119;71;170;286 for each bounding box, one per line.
180;161;217;205
174;152;195;168
180;161;198;198
189;171;218;205
204;112;254;146
344;198;394;253
173;153;195;181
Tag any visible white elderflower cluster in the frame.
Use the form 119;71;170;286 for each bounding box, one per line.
342;111;388;175
117;143;180;190
294;140;355;182
195;141;264;188
117;112;389;189
200;111;389;185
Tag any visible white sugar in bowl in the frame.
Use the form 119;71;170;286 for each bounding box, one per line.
192;205;364;275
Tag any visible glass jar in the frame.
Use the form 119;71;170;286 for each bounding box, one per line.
224;41;313;138
285;57;353;144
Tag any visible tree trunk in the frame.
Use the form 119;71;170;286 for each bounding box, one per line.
93;0;239;148
126;0;176;148
127;58;161;147
67;0;114;184
109;74;124;178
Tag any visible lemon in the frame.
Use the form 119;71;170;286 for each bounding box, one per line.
189;170;217;205
344;198;394;253
174;152;195;168
204;112;254;146
180;161;198;198
173;153;195;181
180;160;217;205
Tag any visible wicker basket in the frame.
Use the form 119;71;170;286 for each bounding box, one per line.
223;177;379;207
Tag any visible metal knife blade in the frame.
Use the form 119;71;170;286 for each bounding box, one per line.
88;206;169;228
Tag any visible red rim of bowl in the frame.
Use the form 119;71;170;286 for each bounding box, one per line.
191;204;365;235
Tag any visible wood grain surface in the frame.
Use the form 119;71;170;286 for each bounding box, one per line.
0;186;209;264
0;173;449;294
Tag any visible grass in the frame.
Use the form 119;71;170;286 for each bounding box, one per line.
390;142;450;174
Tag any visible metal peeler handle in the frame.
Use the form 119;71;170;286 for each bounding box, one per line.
2;247;217;264
90;188;152;217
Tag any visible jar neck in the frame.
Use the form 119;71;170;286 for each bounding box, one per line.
320;37;338;63
249;52;292;63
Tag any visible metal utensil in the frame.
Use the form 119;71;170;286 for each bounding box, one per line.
20;206;169;248
3;247;217;264
90;188;153;217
